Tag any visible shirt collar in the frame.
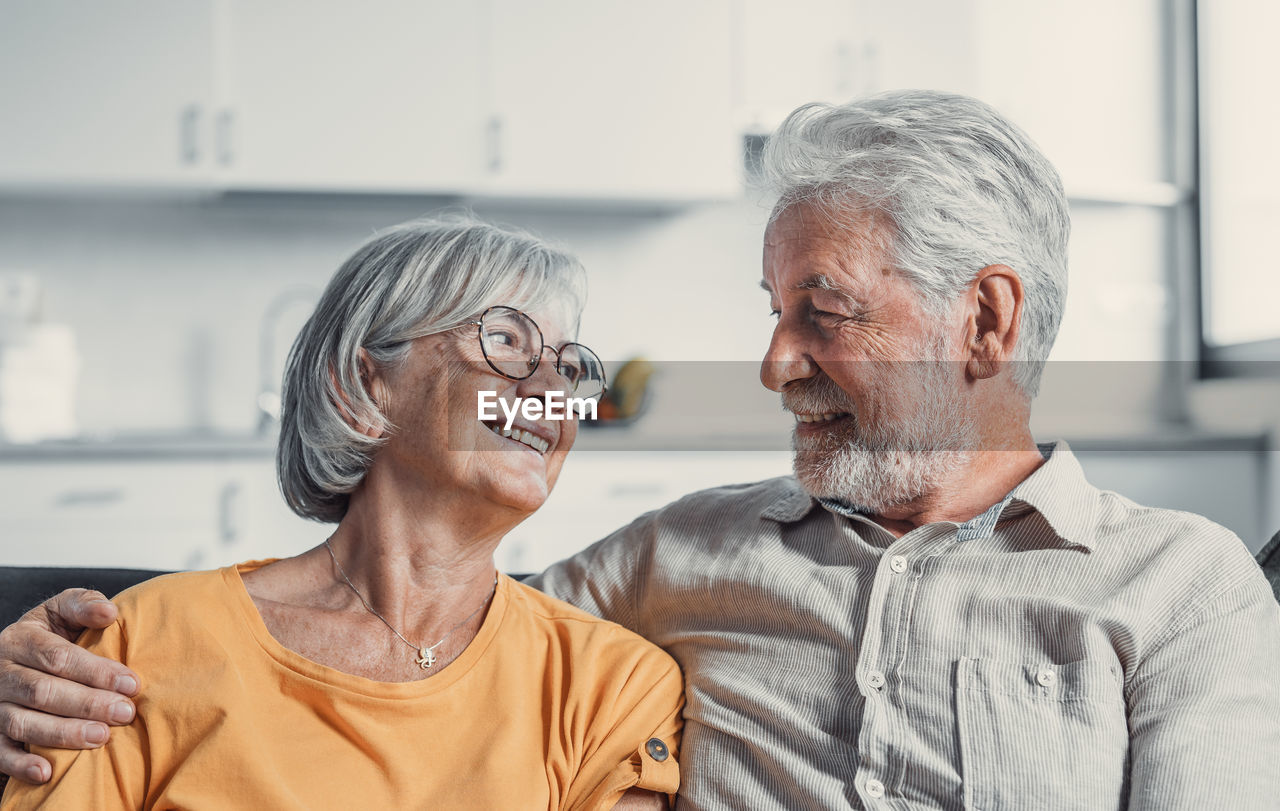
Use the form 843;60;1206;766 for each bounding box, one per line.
1004;440;1098;550
759;440;1098;550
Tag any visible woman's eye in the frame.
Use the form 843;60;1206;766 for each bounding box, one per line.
768;308;781;319
488;330;518;347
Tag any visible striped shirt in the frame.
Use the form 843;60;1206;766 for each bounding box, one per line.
529;441;1280;810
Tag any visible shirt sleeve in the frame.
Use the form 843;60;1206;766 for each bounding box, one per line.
0;620;146;811
564;649;685;811
526;509;660;635
1124;573;1280;810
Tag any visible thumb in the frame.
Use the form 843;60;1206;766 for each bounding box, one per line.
34;589;119;639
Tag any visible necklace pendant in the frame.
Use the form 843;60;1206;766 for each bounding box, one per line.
416;647;435;669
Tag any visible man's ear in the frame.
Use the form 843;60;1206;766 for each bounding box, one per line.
963;265;1023;381
329;348;387;438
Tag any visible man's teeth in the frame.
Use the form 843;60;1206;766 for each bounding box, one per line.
795;412;847;423
486;423;550;453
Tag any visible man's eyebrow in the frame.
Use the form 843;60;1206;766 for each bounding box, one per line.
795;274;862;307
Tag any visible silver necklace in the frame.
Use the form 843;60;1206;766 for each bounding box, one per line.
324;538;498;670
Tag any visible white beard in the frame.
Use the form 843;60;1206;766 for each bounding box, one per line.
784;337;975;514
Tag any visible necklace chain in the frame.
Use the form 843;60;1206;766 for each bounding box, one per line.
323;538;498;670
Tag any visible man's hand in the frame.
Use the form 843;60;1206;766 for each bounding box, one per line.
0;589;139;784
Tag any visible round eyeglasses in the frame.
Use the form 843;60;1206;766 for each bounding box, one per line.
467;305;607;402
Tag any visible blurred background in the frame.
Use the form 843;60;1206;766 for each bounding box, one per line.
0;0;1276;573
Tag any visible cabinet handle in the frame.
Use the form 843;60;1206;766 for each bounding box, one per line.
487;116;503;173
180;105;200;165
215;109;235;167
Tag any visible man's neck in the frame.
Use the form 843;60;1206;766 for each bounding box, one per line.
870;441;1046;538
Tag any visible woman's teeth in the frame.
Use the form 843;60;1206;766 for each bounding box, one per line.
486;423;550;453
795;412;848;423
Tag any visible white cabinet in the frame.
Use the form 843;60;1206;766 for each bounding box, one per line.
0;0;217;188
0;458;325;570
497;451;793;573
734;0;861;134
0;1;742;201
487;0;739;200
218;0;489;192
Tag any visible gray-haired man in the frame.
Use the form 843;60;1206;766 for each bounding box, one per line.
3;91;1278;809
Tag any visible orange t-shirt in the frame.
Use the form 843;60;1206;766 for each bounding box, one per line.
1;563;682;810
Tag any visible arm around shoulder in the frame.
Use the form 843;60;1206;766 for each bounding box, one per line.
0;619;145;810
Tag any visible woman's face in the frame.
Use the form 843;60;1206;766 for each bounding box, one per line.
367;301;583;518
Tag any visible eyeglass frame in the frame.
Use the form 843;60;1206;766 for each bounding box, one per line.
462;305;608;401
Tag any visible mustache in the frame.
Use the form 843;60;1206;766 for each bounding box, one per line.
780;375;857;415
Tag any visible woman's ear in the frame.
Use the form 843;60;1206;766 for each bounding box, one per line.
963;265;1024;381
329;349;387;438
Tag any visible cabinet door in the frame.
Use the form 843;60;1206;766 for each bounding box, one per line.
219;0;488;192
735;0;860;134
0;0;216;187
488;0;739;201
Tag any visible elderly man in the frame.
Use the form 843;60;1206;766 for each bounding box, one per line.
2;91;1278;809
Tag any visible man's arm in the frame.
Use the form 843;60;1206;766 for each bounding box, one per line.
1125;576;1280;810
525;510;657;634
0;590;139;784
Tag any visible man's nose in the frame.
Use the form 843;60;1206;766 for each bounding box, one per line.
760;322;817;392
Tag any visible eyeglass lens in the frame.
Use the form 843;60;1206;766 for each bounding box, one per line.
477;307;606;399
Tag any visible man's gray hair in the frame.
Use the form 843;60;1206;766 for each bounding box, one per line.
277;213;587;523
761;89;1070;396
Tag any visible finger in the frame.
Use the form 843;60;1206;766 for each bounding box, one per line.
0;734;52;784
0;701;112;750
1;622;139;697
41;589;119;634
0;661;136;726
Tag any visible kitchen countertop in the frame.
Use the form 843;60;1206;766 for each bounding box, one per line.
0;424;1270;461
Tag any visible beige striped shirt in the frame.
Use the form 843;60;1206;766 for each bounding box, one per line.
529;442;1280;810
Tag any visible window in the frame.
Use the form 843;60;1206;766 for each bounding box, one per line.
1198;0;1280;377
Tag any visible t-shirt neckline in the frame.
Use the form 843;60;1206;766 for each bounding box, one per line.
221;559;511;700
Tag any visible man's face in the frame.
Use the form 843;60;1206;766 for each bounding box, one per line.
759;202;974;512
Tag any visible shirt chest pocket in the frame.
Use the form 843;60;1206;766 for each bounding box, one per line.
955;657;1128;811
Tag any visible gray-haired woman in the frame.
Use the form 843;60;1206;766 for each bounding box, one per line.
0;216;682;810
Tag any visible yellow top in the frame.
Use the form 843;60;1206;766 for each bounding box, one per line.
1;563;682;810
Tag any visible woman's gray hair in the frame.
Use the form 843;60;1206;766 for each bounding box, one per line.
277;213;587;523
760;89;1070;397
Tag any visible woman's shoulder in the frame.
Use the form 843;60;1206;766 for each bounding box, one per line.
105;564;258;639
503;576;679;675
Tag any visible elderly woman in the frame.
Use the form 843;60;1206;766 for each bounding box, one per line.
0;216;682;810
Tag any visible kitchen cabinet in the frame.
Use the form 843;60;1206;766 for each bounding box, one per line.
0;0;217;188
734;0;862;135
217;0;489;192
1;0;742;201
486;0;739;201
0;457;324;570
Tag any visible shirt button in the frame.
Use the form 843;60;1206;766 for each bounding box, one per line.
867;670;886;690
865;778;885;798
645;738;669;761
889;555;908;573
1036;668;1058;688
